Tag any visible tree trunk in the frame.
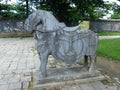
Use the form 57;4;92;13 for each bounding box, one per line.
26;0;29;17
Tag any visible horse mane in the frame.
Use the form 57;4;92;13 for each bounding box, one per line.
33;10;60;32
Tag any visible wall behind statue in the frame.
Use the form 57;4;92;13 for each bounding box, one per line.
0;19;120;33
90;19;120;32
0;18;25;32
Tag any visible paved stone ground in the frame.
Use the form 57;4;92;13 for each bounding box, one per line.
0;37;119;90
0;38;39;90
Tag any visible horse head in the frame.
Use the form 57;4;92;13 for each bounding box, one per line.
24;10;60;33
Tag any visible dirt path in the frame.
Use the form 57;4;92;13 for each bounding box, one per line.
96;56;120;86
96;56;120;78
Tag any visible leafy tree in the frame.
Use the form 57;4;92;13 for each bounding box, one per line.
110;3;120;19
26;0;29;17
0;0;109;24
37;0;108;26
0;3;26;19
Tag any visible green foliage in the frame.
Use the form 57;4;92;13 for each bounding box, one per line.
0;3;26;19
111;12;120;19
0;0;110;23
0;4;13;10
106;2;120;19
97;38;120;61
38;0;108;26
15;4;26;18
1;12;16;18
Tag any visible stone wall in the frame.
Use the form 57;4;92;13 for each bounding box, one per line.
0;18;25;32
1;18;120;33
90;19;120;32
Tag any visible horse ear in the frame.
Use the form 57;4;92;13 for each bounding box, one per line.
31;6;37;13
25;10;60;32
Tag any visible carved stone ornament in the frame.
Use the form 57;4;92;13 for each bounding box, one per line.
24;10;98;78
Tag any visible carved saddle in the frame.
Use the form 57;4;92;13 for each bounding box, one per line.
53;26;91;64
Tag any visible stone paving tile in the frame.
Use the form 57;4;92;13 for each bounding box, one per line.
4;75;14;81
8;77;20;83
0;84;9;90
91;81;106;90
8;82;21;90
80;83;95;90
0;80;8;85
0;38;119;90
0;38;35;90
21;76;31;82
0;75;4;80
105;86;118;90
62;86;69;90
22;81;29;89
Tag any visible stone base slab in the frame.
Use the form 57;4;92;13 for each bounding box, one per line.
34;66;105;89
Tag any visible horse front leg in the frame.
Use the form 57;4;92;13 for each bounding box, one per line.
89;55;96;72
38;51;49;78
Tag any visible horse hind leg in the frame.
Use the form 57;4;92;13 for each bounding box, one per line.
89;55;96;72
84;55;88;67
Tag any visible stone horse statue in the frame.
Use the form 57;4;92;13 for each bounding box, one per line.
24;10;98;77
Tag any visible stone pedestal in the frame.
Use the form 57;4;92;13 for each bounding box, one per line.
34;66;105;89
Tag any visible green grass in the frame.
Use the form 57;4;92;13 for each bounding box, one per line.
98;31;120;36
97;38;120;61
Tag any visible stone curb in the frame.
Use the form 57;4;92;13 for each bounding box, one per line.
34;75;105;89
99;36;120;40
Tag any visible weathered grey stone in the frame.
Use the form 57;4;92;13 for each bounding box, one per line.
117;86;120;90
0;80;8;85
64;85;81;90
34;66;103;87
22;81;29;88
0;84;9;90
91;81;106;90
24;10;98;78
21;76;31;82
0;70;3;75
24;72;31;76
8;77;20;83
105;86;117;90
0;75;4;80
8;83;21;90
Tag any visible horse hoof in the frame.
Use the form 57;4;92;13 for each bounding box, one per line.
40;72;47;78
89;68;94;73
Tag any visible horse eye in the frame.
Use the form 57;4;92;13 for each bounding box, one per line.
36;20;43;27
39;20;43;24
